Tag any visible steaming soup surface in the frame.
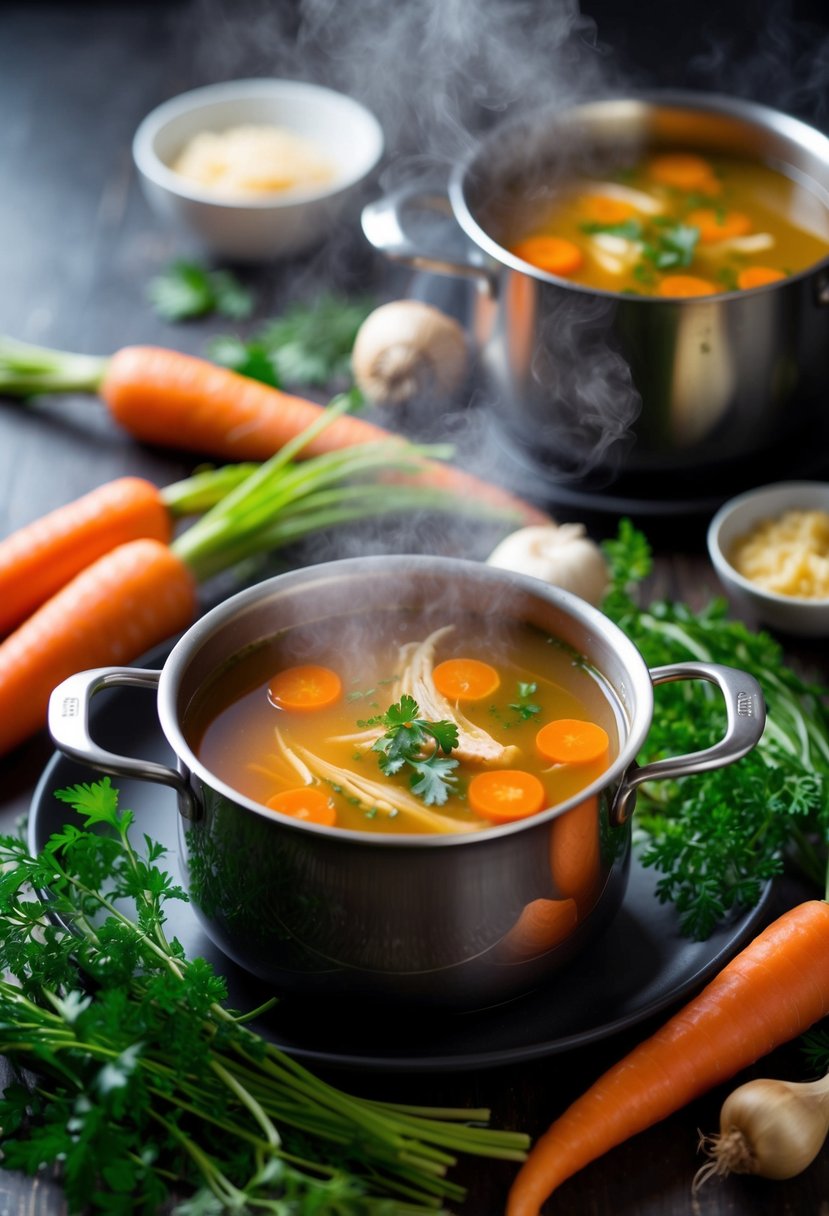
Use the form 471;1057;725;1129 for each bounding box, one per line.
508;152;829;297
185;609;619;836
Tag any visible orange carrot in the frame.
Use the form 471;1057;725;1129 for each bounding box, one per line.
549;796;601;912
267;664;343;712
536;719;609;765
100;347;549;525
506;899;829;1216
687;207;751;244
0;477;170;637
510;237;584;278
580;196;638;225
657;274;719;298
0;338;549;526
496;897;578;962
468;769;546;822
647;153;720;194
0;539;196;756
266;787;337;826
432;657;500;702
738;266;787;290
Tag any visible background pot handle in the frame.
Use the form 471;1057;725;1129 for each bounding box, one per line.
48;667;199;820
361;185;497;295
611;661;765;825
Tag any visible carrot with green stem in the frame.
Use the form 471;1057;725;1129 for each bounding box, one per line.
0;396;526;755
0;336;549;525
507;897;829;1216
0;390;459;633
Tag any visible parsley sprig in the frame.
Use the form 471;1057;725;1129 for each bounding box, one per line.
602;520;829;938
147;260;255;322
360;695;459;806
0;778;528;1212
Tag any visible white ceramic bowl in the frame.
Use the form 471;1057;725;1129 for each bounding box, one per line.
133;79;384;260
707;480;829;636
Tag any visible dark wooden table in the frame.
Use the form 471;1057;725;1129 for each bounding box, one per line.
2;3;829;1213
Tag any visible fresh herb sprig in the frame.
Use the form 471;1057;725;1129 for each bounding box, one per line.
360;695;459;806
148;260;255;322
0;778;528;1213
208;293;375;389
602;520;829;938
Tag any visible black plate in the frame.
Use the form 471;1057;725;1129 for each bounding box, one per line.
30;657;773;1073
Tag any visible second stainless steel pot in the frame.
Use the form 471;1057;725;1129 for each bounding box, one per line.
363;91;829;481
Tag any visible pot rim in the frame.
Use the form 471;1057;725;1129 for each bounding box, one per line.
448;87;829;301
157;554;654;848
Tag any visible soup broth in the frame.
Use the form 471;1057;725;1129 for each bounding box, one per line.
185;608;620;836
507;152;829;297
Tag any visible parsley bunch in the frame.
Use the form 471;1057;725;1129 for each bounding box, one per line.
602;521;829;938
361;696;460;806
0;780;528;1213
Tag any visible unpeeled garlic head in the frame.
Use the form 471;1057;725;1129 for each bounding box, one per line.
486;524;609;606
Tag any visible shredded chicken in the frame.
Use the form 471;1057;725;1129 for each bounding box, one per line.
272;729;474;834
334;626;519;766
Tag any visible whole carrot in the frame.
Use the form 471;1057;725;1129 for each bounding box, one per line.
0;477;171;636
0;398;529;755
507;899;829;1216
0;539;196;755
0;337;549;526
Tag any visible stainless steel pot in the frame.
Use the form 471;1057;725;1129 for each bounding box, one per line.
362;91;829;480
47;556;765;1009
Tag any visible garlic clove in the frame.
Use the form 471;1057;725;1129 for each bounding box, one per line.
486;524;609;607
351;300;468;406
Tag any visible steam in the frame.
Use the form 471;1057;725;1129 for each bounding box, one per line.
688;0;829;126
182;0;829;522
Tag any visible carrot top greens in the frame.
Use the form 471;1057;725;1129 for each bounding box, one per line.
603;521;829;937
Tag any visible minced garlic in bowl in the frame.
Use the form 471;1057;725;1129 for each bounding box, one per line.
172;124;336;198
729;508;829;599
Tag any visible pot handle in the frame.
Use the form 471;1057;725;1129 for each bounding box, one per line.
610;661;765;826
361;186;497;295
47;667;199;820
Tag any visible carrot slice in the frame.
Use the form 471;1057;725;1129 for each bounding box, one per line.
510;236;584;277
581;196;638;225
647;153;720;193
432;657;500;702
468;770;546;822
550;796;601;911
497;897;578;962
687;208;751;244
657;275;719;298
266;786;337;826
536;719;609;765
737;266;787;290
268;664;342;712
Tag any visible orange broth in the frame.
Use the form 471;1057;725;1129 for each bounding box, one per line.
508;152;829;297
185;610;620;836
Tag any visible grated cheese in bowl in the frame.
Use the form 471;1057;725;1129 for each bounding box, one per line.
172;124;336;199
729;508;829;600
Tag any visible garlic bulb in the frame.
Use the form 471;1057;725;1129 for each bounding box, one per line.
351;300;468;405
486;524;609;606
695;1073;829;1187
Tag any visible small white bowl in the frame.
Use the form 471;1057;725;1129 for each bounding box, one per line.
133;78;384;261
707;480;829;637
